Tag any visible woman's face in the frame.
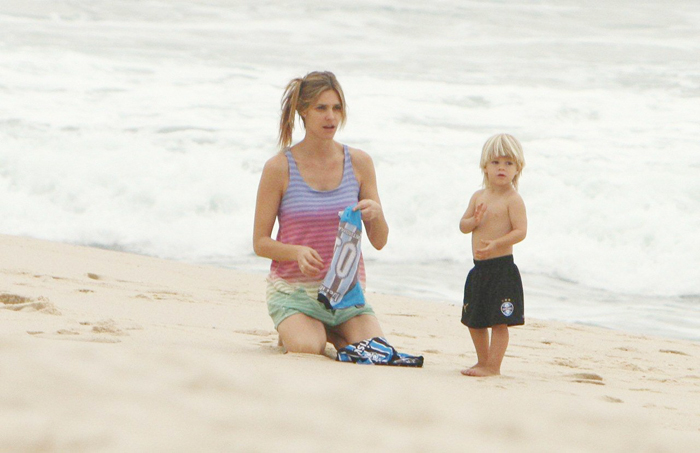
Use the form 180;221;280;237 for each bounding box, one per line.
302;89;343;140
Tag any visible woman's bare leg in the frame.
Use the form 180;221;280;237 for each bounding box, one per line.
277;313;327;354
334;314;383;345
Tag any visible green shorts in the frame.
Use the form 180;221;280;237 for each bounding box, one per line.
266;279;375;329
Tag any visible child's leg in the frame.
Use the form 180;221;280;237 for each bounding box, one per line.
486;324;509;375
462;327;489;375
462;325;509;376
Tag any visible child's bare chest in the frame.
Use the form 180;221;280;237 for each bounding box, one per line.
478;195;511;228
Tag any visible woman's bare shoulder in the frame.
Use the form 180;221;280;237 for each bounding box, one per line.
347;146;374;171
258;152;289;196
348;146;371;159
263;152;289;175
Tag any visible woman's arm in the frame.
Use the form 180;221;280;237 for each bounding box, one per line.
253;154;324;276
350;148;389;250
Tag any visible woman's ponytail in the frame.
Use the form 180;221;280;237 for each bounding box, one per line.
278;78;303;150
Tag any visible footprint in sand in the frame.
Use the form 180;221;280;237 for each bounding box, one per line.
392;331;417;339
569;372;605;385
235;329;276;342
35;328;121;343
620;361;644;372
630;387;661;393
614;346;640;353
133;291;192;303
552;358;579;368
33;319;141;344
385;313;418;318
236;329;275;337
0;294;31;306
56;329;80;336
234;329;287;351
81;319;129;335
0;293;61;315
660;349;690;356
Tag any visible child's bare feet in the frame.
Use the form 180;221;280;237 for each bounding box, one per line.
460;365;500;377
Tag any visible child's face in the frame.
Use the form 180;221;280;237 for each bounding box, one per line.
485;156;518;187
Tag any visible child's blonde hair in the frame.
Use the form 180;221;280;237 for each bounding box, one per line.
278;71;347;150
480;133;525;190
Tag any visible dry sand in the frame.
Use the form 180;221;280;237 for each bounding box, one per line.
1;234;699;452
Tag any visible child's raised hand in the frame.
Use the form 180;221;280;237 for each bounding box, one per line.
473;203;487;225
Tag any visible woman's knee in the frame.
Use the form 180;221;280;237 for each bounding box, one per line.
283;336;326;354
277;314;327;354
338;314;383;344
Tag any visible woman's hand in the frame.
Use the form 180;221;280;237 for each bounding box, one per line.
351;148;389;250
354;199;383;223
296;246;324;277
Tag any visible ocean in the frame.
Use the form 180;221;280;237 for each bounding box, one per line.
1;0;699;341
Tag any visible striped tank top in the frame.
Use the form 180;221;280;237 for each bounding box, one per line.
269;145;366;290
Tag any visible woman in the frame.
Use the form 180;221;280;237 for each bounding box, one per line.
253;71;389;355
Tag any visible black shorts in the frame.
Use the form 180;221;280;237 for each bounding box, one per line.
461;255;524;329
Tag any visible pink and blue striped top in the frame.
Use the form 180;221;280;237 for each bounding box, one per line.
270;145;366;287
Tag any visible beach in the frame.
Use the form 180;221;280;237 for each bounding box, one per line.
3;2;700;451
1;233;698;452
3;0;700;340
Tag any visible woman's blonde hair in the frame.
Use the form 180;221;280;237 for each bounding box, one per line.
480;133;525;190
277;71;347;150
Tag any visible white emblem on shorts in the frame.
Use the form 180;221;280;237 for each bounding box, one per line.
501;299;514;317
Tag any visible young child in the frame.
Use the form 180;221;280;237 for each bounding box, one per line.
459;133;527;377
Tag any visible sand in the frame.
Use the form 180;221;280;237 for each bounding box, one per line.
1;233;699;452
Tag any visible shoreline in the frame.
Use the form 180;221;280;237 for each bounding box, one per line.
24;238;700;343
206;256;700;344
1;234;699;451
